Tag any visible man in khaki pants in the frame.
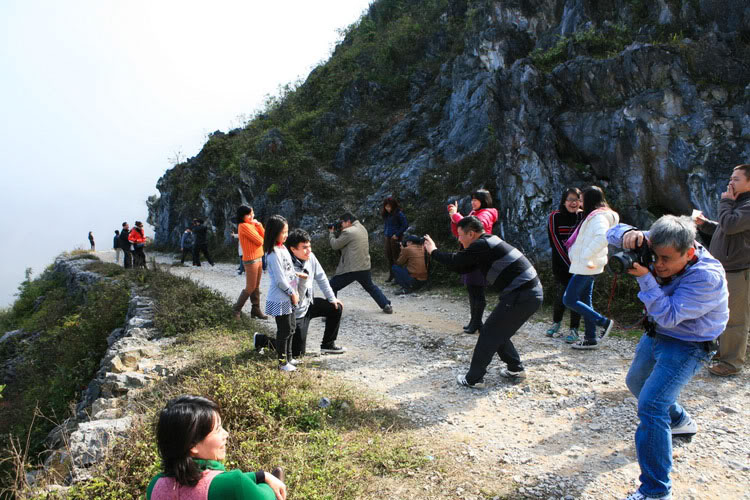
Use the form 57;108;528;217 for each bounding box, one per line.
697;164;750;376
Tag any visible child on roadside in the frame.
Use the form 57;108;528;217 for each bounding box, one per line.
263;216;299;371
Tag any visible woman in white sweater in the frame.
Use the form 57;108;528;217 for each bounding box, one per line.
562;186;619;349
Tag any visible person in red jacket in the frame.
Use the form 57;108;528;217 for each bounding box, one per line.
447;189;498;334
128;221;147;269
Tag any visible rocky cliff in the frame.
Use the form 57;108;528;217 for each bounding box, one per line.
148;0;750;255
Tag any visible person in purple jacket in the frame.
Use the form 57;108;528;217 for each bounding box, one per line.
607;215;728;500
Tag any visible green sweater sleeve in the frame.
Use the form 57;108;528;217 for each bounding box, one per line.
208;469;276;500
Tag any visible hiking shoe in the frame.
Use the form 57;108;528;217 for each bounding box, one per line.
498;368;526;380
382;304;393;314
572;339;599;350
707;361;739;377
456;374;485;389
279;362;297;372
545;322;561;338
564;329;580;344
320;344;346;354
599;319;614;340
622;490;672;500
671;415;697;437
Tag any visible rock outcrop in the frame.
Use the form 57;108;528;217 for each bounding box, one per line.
148;0;750;256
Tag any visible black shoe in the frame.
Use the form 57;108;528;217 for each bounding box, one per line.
321;344;346;354
456;374;485;388
382;304;393;314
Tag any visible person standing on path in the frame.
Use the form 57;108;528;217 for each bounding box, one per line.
447;189;498;334
607;215;728;500
192;218;214;267
545;187;583;339
232;206;268;321
113;230;121;263
128;221;147;268
88;231;95;251
382;196;408;282
180;228;194;265
562;186;618;349
119;222;133;268
696;163;750;377
329;212;393;314
424;215;542;387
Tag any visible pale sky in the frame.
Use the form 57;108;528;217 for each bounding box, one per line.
0;0;373;307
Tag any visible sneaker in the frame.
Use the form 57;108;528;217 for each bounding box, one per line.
564;329;580;344
455;374;485;389
382;304;393;314
498;368;526;380
253;332;260;351
396;287;411;296
289;358;302;366
572;339;599;350
279;362;297;372
671;415;697;437
545;322;561;338
707;361;739;377
622;490;672;500
599;319;614;340
320;344;346;354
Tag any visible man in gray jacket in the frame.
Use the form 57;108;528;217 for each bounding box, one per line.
697;163;750;377
329;213;393;313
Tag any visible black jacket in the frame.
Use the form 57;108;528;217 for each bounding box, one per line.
192;224;208;245
118;229;131;250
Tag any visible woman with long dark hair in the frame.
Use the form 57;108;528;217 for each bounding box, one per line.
447;189;498;334
562;186;619;349
232;205;268;320
147;395;286;500
546;187;583;340
382;196;409;282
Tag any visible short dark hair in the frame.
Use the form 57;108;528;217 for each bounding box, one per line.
263;215;288;254
582;186;609;217
558;187;582;211
156;395;219;487
471;189;493;210
734;164;750;180
286;228;311;251
192;218;202;225
340;212;357;223
456;215;485;234
236;205;253;222
115;230;119;235
122;222;128;227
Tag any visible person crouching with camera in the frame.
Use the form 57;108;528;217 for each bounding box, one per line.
424;216;542;387
391;235;429;295
607;215;728;500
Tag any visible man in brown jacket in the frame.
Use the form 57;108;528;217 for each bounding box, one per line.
392;236;429;294
697;164;750;376
329;213;393;314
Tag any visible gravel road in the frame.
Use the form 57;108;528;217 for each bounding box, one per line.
102;250;750;499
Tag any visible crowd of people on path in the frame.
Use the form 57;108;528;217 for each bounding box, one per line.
142;163;750;500
110;221;149;269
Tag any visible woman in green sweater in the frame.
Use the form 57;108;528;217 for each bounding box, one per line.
147;395;287;500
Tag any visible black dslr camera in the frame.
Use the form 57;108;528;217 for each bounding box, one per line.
401;235;425;247
327;221;342;231
608;239;654;274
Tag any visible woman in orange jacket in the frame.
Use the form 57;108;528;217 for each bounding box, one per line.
233;205;268;320
128;221;147;268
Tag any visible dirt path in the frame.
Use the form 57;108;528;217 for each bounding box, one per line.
101;251;750;499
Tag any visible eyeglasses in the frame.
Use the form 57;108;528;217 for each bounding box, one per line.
565;198;580;203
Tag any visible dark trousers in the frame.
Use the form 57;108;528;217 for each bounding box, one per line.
294;298;343;356
330;270;390;309
122;249;133;269
192;243;214;266
181;247;192;264
133;245;146;268
552;270;581;329
274;314;295;361
465;284;543;384
384;236;401;275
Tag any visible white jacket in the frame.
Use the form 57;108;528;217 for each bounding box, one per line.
568;209;619;275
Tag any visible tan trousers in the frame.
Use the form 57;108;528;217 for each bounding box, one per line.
719;269;750;370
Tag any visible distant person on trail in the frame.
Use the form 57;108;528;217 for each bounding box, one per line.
447;189;498;334
88;231;95;251
382;196;408;282
113;230;122;263
192;218;215;267
232;206;268;321
129;221;147;269
119;222;133;268
147;395;287;500
180;228;194;265
329;212;393;314
425;216;542;387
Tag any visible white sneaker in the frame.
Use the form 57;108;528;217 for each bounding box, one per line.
498;368;526;380
671;415;697;436
289;358;302;366
622;490;672;500
279;363;297;372
455;374;485;389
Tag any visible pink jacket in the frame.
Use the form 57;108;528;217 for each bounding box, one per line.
450;208;498;238
150;470;223;500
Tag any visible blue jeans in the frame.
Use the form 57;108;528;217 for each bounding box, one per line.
625;334;710;498
391;265;416;290
562;274;607;340
330;270;390;309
